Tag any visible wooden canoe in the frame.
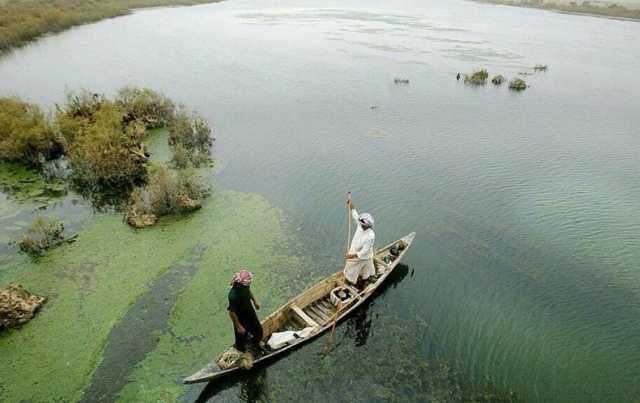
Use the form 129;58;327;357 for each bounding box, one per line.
183;232;416;384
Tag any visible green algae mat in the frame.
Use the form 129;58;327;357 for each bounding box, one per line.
0;190;302;402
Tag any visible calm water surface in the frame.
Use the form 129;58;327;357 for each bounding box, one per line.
1;0;639;401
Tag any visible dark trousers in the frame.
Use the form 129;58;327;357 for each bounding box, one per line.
233;317;263;352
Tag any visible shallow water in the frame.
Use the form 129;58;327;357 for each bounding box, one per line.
1;0;639;402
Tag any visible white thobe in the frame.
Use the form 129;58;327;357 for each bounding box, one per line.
343;208;376;284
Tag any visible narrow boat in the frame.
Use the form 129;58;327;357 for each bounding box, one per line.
183;232;416;384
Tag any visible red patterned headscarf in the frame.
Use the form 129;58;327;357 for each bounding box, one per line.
231;269;253;286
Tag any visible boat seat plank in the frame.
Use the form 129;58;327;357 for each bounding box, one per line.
314;303;333;316
303;306;325;324
307;305;330;322
291;304;319;328
318;300;336;312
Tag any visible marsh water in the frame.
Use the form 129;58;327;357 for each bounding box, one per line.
1;0;640;402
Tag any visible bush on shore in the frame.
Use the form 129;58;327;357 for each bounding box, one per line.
0;98;64;166
127;164;209;228
16;217;65;256
168;108;213;168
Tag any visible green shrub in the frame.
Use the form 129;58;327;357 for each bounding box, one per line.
16;217;65;256
0;97;63;166
509;78;527;91
64;100;147;186
127;164;209;227
116;87;175;129
168;108;213;168
55;90;109;145
464;69;489;85
171;143;191;169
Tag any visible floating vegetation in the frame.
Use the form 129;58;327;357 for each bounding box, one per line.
0;162;68;203
15;217;71;256
393;77;410;84
491;75;506;85
0;283;46;330
509;78;528;91
534;64;548;72
0;190;297;402
127;165;209;228
518;71;533;76
0;98;64;167
464;69;489;85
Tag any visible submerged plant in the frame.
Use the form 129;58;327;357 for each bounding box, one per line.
16;217;65;256
0;97;63;166
464;69;489;85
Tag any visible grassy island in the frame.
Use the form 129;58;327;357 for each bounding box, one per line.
0;0;222;53
1;87;214;231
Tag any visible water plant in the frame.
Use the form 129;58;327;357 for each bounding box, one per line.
491;75;506;85
464;69;489;85
61;98;148;187
509;78;527;91
127;164;209;228
116;87;176;129
168;107;213;168
16;217;66;256
0;98;63;166
534;64;548;72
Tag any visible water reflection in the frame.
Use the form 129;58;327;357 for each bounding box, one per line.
344;264;409;347
195;368;269;403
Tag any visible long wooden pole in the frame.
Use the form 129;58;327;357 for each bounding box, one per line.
347;191;352;252
321;192;353;354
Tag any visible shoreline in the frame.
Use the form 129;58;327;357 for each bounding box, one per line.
473;0;640;21
0;0;225;55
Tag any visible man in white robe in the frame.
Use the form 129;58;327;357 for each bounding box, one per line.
343;199;376;285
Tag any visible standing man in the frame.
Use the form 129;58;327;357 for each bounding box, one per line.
228;269;263;352
344;199;376;286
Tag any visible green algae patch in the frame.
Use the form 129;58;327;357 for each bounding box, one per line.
115;194;303;402
0;190;300;402
0;162;67;205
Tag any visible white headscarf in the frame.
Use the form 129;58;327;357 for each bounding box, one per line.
358;213;374;228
